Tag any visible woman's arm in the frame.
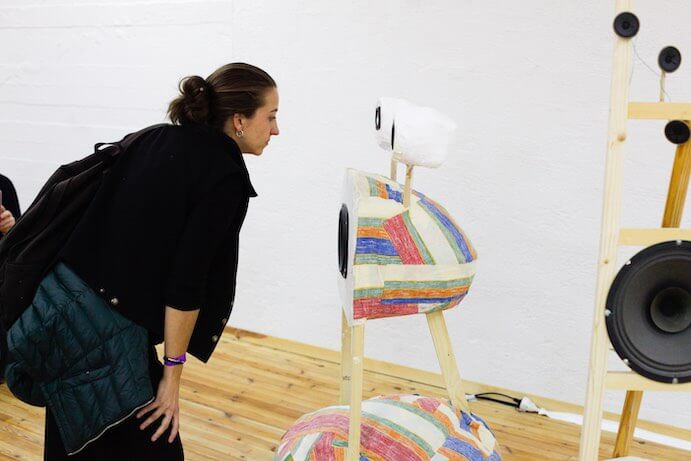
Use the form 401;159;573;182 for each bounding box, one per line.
136;306;200;443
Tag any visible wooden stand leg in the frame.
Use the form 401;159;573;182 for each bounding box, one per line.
613;391;643;458
403;164;414;208
390;158;398;182
340;309;352;405
580;2;633;459
426;310;470;414
346;324;365;461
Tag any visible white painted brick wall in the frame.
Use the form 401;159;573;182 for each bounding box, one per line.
2;0;691;430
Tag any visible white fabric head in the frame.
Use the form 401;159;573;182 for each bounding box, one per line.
374;97;456;168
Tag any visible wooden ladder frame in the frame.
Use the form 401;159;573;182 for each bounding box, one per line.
340;160;471;461
579;1;691;459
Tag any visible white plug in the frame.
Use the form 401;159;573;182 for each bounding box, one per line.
518;397;541;413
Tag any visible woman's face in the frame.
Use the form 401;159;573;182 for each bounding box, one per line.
227;87;280;156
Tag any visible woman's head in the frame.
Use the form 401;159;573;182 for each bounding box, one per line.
167;62;279;155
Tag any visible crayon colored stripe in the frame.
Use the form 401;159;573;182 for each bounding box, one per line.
385;184;403;203
400;211;434;264
437;446;474;460
353;300;417;319
357;226;389;239
442;437;485;460
373;399;450;437
360;411;437;457
382;287;468;300
354;288;384;299
309;432;335;461
356;238;397;256
418;198;475;263
367;177;380;197
383;215;424;264
385;278;473;290
382;295;465;304
358;217;385;227
359;420;427;460
354;254;402;265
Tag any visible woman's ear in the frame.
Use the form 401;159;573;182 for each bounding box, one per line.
233;113;245;132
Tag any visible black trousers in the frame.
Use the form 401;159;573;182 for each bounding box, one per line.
44;346;184;461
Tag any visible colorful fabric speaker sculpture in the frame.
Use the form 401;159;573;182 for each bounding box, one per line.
275;394;501;461
278;98;500;461
338;170;477;323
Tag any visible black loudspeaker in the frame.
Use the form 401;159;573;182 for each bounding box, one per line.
338;203;349;279
606;240;691;383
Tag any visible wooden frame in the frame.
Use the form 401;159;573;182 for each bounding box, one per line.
580;1;691;459
341;162;470;460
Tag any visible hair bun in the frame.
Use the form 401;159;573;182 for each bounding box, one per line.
168;75;213;125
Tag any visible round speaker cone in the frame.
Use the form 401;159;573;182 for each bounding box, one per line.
606;240;691;383
649;287;691;333
664;120;690;145
658;46;682;73
613;12;639;38
338;204;349;278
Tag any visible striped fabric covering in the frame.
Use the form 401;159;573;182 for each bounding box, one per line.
275;394;502;461
344;170;477;322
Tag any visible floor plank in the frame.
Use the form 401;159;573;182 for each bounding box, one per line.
0;327;688;460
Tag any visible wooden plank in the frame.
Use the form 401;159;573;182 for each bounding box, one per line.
222;326;691;443
580;1;634;459
340;309;352;405
663;134;691;227
426;310;470;413
403;164;413;208
347;324;365;461
628;102;691;120
619;227;691;245
1;326;690;460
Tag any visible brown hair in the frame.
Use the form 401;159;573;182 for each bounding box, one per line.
167;62;276;130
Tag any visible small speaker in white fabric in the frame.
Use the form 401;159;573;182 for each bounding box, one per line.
374;97;456;168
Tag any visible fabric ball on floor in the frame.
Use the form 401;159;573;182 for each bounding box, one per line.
276;394;502;460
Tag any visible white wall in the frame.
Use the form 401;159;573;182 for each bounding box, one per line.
2;0;691;429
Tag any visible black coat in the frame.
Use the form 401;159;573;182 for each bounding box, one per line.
59;123;257;362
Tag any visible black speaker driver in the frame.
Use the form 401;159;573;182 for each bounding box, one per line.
338;203;349;278
606;240;691;383
659;46;682;73
665;120;690;145
613;12;639;38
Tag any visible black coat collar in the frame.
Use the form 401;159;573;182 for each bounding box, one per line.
187;122;258;198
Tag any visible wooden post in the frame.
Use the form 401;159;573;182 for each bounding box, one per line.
427;310;471;413
613;126;691;457
613;390;644;457
662;134;691;227
346;324;365;461
340;309;353;405
390;158;399;182
579;1;634;460
403;164;414;208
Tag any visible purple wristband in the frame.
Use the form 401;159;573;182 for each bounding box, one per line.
163;353;186;367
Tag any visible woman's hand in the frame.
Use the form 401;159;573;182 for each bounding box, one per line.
0;206;16;234
136;368;182;443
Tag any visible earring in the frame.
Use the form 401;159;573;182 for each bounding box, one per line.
236;130;244;138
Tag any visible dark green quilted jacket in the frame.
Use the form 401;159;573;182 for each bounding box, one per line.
5;262;154;455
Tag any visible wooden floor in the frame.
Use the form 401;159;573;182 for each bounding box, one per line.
0;327;689;460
